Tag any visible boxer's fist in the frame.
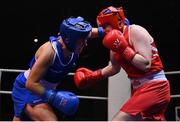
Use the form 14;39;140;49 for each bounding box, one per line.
103;29;136;61
42;90;79;116
74;68;104;89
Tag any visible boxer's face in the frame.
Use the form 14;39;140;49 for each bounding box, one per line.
118;19;124;32
102;19;124;33
74;39;87;54
102;24;113;34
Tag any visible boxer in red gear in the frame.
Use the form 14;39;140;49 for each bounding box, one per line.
74;6;170;121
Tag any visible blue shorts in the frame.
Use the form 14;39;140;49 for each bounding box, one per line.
12;73;44;117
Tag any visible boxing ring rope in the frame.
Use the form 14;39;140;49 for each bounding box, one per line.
0;68;180;99
0;68;107;100
1;68;180;121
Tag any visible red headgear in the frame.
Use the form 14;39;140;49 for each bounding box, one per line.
96;6;126;31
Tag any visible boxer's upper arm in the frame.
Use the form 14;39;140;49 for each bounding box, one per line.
130;25;152;63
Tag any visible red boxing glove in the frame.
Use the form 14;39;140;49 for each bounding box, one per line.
74;68;104;89
103;29;136;61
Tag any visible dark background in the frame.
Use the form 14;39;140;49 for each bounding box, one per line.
0;0;180;121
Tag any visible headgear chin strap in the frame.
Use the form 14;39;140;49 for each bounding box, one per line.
60;16;92;52
96;6;129;30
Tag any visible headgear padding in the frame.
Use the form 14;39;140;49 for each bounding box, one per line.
60;16;92;51
96;6;128;30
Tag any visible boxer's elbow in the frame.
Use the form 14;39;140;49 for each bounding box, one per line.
143;60;151;72
25;80;32;90
112;65;121;75
25;80;37;93
132;54;151;72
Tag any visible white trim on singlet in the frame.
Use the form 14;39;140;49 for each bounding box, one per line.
128;25;132;46
126;25;132;46
51;41;74;67
51;42;57;65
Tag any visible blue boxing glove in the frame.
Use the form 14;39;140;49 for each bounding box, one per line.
42;90;79;116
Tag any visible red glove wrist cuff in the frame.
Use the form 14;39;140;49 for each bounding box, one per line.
86;69;104;82
123;46;136;62
93;69;104;81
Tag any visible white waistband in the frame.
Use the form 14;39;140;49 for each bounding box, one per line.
24;68;59;89
130;70;167;89
24;69;30;79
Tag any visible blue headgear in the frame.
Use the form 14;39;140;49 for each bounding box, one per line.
60;16;92;52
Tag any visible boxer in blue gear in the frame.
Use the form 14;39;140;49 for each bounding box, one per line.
11;16;92;121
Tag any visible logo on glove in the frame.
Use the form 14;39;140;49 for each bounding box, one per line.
113;39;121;48
59;97;68;107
